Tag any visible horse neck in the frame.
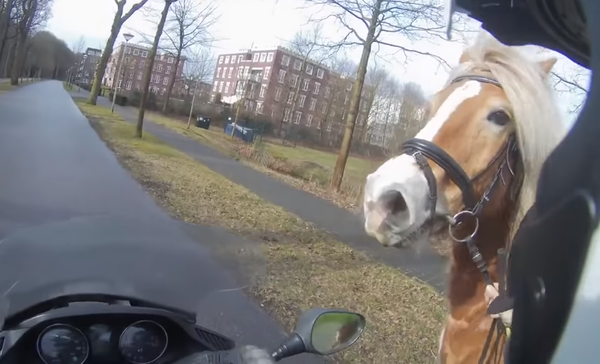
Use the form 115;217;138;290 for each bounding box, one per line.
446;187;516;311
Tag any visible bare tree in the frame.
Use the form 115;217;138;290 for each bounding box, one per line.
0;0;15;61
550;70;589;114
355;62;388;150
9;0;52;85
319;56;356;145
279;25;329;139
184;47;214;128
305;0;451;190
135;0;177;138
159;0;218;113
385;81;427;154
87;0;149;105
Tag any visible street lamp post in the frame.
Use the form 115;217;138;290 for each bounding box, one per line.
111;32;134;113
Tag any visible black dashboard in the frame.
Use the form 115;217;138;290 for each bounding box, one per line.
0;302;236;364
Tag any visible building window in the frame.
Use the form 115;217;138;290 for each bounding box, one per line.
294;111;302;124
321;102;327;114
309;98;317;111
291;74;299;87
166;66;171;74
256;102;263;114
314;82;321;95
317;69;324;79
278;69;286;83
125;47;131;54
161;88;166;95
126;80;132;90
287;91;294;104
228;67;233;78
293;60;302;70
237;55;243;63
260;53;266;62
306;64;314;75
281;55;290;66
137;72;142;80
157;64;163;72
253;52;260;62
298;94;306;108
283;108;291;122
306;114;313;127
139;60;145;69
216;67;221;78
264;67;271;80
325;87;331;98
259;84;267;97
302;78;309;91
213;83;218;92
218;81;223;92
225;82;230;93
225;55;230;64
218;56;223;64
275;88;282;101
141;51;148;58
237;67;244;78
163;77;169;85
133;49;139;55
267;52;274;62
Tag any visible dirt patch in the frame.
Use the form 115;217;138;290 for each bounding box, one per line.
76;101;446;364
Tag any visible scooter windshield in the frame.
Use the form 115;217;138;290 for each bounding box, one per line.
0;216;227;323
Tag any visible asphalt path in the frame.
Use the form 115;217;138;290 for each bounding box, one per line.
0;81;324;363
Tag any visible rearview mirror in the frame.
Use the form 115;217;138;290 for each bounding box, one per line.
271;308;366;361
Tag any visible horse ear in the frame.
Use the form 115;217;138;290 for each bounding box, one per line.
538;57;557;76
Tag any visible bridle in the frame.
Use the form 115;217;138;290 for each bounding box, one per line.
402;74;520;363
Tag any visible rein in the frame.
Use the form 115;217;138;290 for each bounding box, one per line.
402;75;518;363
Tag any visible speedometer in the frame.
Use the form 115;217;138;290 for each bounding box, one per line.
37;324;89;364
119;320;168;364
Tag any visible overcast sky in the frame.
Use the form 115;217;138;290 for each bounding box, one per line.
47;0;589;126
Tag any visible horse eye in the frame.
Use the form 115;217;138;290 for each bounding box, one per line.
487;110;511;126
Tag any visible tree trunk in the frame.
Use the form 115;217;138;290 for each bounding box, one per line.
135;0;172;138
330;0;381;191
87;8;124;105
162;50;181;114
0;0;14;62
10;34;26;85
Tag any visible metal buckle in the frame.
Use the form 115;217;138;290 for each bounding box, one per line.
448;210;480;242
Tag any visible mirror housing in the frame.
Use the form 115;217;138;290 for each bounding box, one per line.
271;308;366;361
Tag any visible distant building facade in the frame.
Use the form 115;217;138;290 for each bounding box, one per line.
211;47;373;142
76;47;102;86
103;42;186;96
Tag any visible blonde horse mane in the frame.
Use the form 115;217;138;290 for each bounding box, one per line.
446;31;567;241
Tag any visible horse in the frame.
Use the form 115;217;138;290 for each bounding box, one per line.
362;31;567;363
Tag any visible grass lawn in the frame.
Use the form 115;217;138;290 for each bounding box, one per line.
0;78;37;94
145;112;382;209
76;101;446;363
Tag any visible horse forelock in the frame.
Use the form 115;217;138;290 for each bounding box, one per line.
444;30;567;240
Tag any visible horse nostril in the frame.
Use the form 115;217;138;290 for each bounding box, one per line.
380;190;407;215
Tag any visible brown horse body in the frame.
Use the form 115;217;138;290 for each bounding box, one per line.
363;31;566;364
439;150;519;363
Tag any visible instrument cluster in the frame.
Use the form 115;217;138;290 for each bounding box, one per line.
32;317;174;364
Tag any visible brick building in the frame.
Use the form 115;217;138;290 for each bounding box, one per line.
103;42;186;96
76;47;102;86
211;47;372;142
